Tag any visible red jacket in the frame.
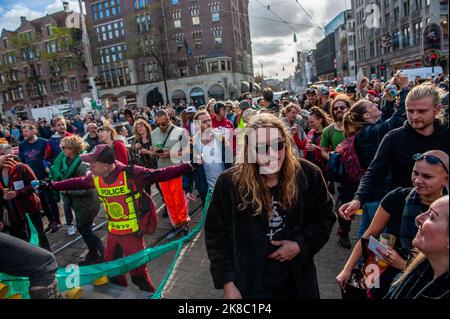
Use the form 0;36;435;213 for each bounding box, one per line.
113;140;129;165
0;163;42;223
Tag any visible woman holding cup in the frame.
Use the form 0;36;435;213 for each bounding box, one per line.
336;150;449;298
304;107;333;176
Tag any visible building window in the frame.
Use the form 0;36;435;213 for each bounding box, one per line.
192;30;202;49
190;7;200;25
70;77;78;91
93;0;120;21
22;47;37;61
403;0;410;16
99;44;126;64
2;38;8;49
139;37;153;54
402;25;411;47
175;34;184;52
111;0;116;16
45;40;59;53
96;21;124;42
392;30;400;49
415;0;422;10
425;0;430;6
413;20;423;44
137;14;151;32
178;58;188;77
144;62;158;82
384;0;389;6
385;13;390;27
104;1;110;18
92;4;98;21
47;25;54;36
376;38;381;56
208;61;219;72
212;27;222;45
134;0;149;9
394;7;400;22
50;79;69;94
210;2;220;22
10;86;24;101
98;66;130;88
173;11;181;28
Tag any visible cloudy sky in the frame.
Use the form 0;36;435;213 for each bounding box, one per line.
0;0;350;80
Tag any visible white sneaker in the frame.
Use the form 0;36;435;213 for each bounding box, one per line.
67;225;76;236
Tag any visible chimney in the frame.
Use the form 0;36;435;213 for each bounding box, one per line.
63;1;69;12
20;16;26;23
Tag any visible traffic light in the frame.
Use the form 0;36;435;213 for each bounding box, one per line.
423;49;441;67
379;64;386;71
429;53;438;67
423;23;442;51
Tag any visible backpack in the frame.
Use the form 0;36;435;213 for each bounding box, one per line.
334;135;366;186
327;151;345;183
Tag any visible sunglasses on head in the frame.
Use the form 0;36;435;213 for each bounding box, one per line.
413;153;448;174
256;140;285;155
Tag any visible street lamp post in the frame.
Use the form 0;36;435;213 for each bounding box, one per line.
78;0;99;113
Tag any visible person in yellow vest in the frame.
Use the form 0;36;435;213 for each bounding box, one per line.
46;145;194;292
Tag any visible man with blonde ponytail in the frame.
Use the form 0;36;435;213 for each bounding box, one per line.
340;83;449;221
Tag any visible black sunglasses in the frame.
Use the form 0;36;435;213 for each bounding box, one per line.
413;153;448;174
156;123;168;127
256;140;285;154
333;105;347;111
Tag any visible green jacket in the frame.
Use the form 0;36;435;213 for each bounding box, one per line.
50;153;100;227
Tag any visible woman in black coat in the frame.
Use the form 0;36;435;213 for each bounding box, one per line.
205;113;336;299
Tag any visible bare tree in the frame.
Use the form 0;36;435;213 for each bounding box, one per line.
126;0;176;104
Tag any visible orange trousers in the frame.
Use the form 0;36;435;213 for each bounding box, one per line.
159;176;190;227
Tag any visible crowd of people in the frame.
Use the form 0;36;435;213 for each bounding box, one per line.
0;72;448;299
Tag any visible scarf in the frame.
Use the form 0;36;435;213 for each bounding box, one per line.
399;189;425;256
388;260;449;299
49;152;82;181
